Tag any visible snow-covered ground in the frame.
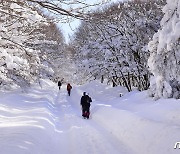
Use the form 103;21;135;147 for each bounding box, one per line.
0;79;180;154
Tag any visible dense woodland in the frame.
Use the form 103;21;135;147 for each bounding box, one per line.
0;0;179;99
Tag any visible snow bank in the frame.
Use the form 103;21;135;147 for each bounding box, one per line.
93;107;180;154
72;81;180;154
0;79;64;154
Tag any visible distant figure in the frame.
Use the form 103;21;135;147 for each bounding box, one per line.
58;78;64;90
67;83;72;96
80;92;92;119
58;81;62;90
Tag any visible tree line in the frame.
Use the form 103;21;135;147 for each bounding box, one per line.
0;0;179;99
71;0;166;91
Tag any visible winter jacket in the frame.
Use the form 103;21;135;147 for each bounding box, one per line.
58;81;62;86
81;95;92;109
67;84;72;91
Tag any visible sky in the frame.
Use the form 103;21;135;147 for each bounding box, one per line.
59;0;121;43
59;19;80;43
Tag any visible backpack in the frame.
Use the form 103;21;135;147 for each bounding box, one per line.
87;96;92;103
67;84;72;90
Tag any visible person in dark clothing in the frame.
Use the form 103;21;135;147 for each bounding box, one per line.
67;83;72;96
80;92;92;119
58;81;62;90
58;78;64;90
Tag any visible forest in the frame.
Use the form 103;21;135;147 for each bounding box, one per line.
0;0;179;99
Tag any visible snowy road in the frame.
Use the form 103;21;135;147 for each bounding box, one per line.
54;91;132;154
0;81;131;154
0;80;180;154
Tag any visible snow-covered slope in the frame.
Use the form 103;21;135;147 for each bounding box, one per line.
0;79;180;154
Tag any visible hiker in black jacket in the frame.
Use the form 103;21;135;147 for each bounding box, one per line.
58;81;62;90
80;92;92;119
58;78;64;90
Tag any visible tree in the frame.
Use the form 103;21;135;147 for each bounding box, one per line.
0;0;115;89
0;0;48;89
26;0;113;21
25;19;67;80
71;0;165;91
148;0;180;99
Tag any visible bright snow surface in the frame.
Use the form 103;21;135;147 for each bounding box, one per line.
0;79;180;154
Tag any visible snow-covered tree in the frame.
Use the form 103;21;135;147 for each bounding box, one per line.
0;0;118;89
25;19;67;80
72;0;165;91
148;0;180;99
0;0;48;89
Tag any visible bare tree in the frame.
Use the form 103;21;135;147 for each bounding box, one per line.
26;0;113;21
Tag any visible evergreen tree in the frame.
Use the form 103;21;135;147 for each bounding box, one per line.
148;0;180;99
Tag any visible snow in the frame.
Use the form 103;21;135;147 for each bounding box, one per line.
0;79;180;154
148;0;180;99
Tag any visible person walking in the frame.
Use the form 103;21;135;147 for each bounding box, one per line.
67;83;72;96
58;80;62;90
80;92;92;119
